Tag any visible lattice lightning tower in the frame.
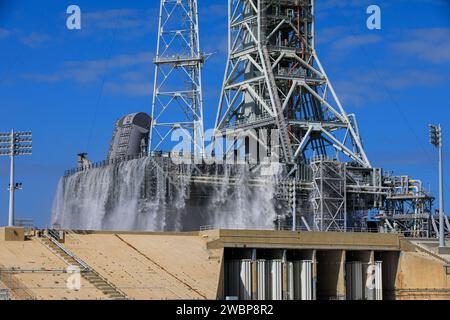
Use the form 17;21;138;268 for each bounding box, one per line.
150;0;205;156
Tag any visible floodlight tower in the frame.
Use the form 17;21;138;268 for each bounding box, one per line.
429;124;445;248
150;0;205;157
215;0;371;169
0;130;32;227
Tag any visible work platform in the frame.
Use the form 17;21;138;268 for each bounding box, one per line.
0;227;449;300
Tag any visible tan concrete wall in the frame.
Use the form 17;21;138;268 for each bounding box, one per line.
316;250;346;300
394;251;450;300
206;230;403;251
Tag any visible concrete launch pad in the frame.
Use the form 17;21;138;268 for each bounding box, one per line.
0;227;449;300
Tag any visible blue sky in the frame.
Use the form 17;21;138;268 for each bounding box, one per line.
0;0;449;227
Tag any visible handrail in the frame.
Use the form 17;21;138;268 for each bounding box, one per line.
64;152;150;177
43;231;128;299
44;233;91;271
199;225;387;234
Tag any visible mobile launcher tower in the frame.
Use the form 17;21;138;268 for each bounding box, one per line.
57;0;447;238
208;0;442;236
148;0;444;236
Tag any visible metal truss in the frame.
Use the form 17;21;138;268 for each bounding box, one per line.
150;0;205;155
215;0;370;168
384;176;434;237
431;214;450;238
311;159;347;232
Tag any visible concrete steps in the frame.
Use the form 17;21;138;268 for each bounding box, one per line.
40;236;128;300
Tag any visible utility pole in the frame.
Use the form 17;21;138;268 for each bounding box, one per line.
429;124;445;248
0;130;32;227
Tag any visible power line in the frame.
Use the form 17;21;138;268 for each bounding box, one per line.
85;20;119;153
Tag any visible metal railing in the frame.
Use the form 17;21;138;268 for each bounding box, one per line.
200;224;408;235
64;152;150;177
14;218;34;228
44;231;91;271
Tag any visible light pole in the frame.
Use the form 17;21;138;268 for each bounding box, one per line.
429;124;445;248
0;130;32;227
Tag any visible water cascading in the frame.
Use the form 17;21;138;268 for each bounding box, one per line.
51;157;279;232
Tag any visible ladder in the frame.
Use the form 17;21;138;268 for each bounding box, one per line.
261;46;294;164
41;232;128;300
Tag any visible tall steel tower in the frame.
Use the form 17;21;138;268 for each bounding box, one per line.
150;0;205;156
215;0;371;170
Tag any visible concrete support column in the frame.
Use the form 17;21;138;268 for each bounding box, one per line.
251;249;257;300
312;250;318;300
336;250;346;300
282;250;288;300
316;250;345;300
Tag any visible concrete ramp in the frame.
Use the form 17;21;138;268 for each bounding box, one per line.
63;231;223;299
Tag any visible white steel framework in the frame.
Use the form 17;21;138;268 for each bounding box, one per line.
215;0;371;168
311;159;347;232
150;0;205;155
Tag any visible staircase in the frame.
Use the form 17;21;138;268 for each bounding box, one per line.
40;233;128;300
261;45;294;164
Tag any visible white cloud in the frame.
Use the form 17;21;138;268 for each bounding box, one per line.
81;8;157;39
332;68;447;108
392;28;450;64
105;81;152;97
23;52;154;97
331;34;382;52
24;52;153;84
20;32;50;48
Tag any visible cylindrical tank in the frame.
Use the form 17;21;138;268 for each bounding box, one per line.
107;112;152;161
286;261;295;300
239;259;252;300
293;260;313;300
300;260;313;300
268;260;282;300
375;261;383;300
256;259;268;300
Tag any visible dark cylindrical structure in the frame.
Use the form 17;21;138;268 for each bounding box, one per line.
108;112;152;161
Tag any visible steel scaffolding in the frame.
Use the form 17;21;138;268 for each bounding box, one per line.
311;160;347;232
